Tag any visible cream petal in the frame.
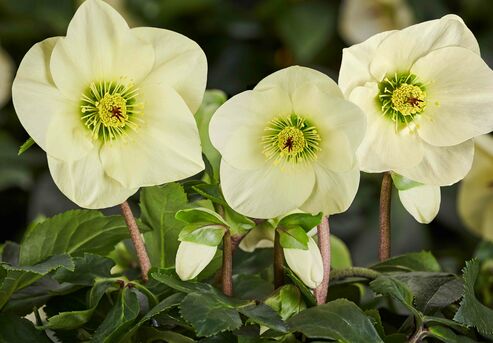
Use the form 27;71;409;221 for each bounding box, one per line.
220;125;266;170
133;27;207;114
238;222;275;252
209;87;292;152
220;160;315;219
398;184;441;224
300;164;360;215
316;130;354;173
47;149;137;209
411;47;493;146
12;37;94;161
100;84;204;189
50;0;154;99
370;15;480;81
175;241;217;281
283;237;324;289
255;65;340;98
338;30;394;96
395;139;474;186
350;84;424;172
292;82;366;151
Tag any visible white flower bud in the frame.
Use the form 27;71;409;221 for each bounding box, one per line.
283;237;324;289
175;241;217;281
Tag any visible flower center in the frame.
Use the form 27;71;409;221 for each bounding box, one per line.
262;114;321;164
378;73;426;130
80;80;143;142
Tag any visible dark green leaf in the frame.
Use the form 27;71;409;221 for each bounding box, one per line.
424;316;470;335
137;327;195;343
140;183;191;268
239;304;288;333
192;183;226;205
278;226;309;250
288;299;384;342
278;212;322;232
151;269;212;294
0;314;51;342
371;251;441;272
454;259;493;335
17;137;35;155
264;285;305;321
179;223;225;246
284;267;316;306
19;210;130;265
92;288;140;342
53;253;114;285
233;274;273;301
176;207;228;226
180;292;242;337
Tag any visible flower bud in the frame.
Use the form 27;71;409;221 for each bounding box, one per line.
398;184;441;224
175;241;217;281
283;236;324;289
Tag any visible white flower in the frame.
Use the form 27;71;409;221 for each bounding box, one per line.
12;0;206;208
209;66;366;219
339;0;414;45
0;46;13;108
339;15;493;187
283;236;324;289
175;241;217;281
398;183;441;224
458;135;493;241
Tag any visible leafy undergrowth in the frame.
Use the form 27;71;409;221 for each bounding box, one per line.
1;182;492;342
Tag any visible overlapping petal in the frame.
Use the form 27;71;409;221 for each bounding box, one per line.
398;184;441;224
100;84;204;189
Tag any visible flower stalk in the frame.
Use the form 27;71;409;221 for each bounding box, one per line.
314;216;330;304
120;201;151;282
274;230;285;288
222;230;233;296
379;172;393;261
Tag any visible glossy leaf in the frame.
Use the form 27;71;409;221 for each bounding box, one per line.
278;226;309;250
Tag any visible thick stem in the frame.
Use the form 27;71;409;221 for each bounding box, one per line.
330;267;381;281
379;172;393;261
120;201;151;282
222;230;233;296
314;216;330;305
274;230;285;288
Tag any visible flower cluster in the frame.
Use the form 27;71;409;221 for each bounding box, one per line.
12;0;493;289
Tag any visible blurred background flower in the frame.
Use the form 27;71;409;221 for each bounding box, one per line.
1;0;492;271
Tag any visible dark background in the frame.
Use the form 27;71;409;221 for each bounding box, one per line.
0;0;490;269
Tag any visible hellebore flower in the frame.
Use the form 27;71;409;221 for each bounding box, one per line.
209;66;366;219
0;46;13;108
339;0;414;45
175;241;217;281
12;0;206;208
458;135;493;241
339;15;493;187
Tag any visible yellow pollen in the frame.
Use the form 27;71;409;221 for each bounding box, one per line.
277;127;306;157
97;93;128;128
391;84;426;116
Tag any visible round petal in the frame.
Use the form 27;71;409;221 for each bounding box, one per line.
458;135;493;241
370;15;480;81
350;84;424;172
209;87;292;152
283;237;324;289
50;0;154;99
0;47;13;107
411;47;493;146
175;241;217;281
133;27;207;114
398;184;441;224
256;65;340;98
292;82;366;151
100;84;204;189
220;160;315;219
47;149;137;209
12;37;94;162
339;30;395;96
220;125;266;170
300;164;360;215
395;139;474;186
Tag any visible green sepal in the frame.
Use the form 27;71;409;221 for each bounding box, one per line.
278;226;309;250
278;212;322;232
391;172;423;191
175;207;228;227
178;223;226;246
17;137;35;156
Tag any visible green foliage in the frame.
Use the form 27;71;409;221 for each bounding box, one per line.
454;259;493;335
17;137;34;155
372;251;441;272
331;235;352;269
390;172;423;191
0;314;51;342
278;226;309;250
